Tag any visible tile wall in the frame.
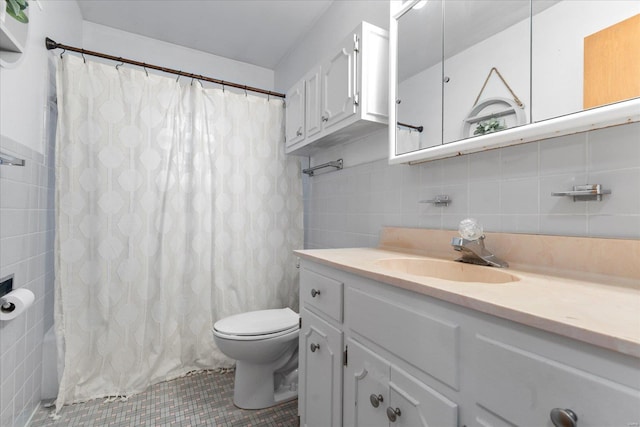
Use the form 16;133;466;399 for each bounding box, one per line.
0;131;56;425
304;122;640;249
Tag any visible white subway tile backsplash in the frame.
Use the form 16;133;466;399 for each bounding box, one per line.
469;180;500;215
539;214;588;236
587;122;640;172
468;149;501;181
500;214;539;234
588;215;640;239
587;169;640;215
500;178;539;215
440;155;469;184
305;122;638;250
539;173;589;215
539;133;586;176
500;143;538;178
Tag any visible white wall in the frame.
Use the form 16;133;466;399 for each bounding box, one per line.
0;2;83;426
304;122;640;249
532;0;640;121
0;1;83;155
82;22;275;92
277;1;640;249
274;0;388;92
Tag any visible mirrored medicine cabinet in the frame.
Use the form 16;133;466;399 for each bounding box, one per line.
389;0;640;164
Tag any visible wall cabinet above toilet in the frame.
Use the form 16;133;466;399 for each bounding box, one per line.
285;22;389;156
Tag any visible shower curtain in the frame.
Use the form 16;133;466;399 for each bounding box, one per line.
54;55;302;407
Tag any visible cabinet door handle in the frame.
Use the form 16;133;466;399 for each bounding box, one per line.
311;289;321;298
550;408;578;427
321;115;329;122
296;128;302;137
386;407;401;422
369;394;384;408
310;343;320;352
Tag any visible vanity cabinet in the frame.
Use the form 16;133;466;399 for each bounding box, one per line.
285;79;305;147
298;258;640;427
472;328;640;426
285;22;389;156
298;266;344;427
344;339;458;427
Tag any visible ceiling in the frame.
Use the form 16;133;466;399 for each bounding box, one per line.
76;0;334;70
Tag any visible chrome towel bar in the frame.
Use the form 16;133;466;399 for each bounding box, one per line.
0;152;25;166
303;159;343;177
551;184;611;202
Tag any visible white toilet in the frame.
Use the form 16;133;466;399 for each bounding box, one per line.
213;307;299;409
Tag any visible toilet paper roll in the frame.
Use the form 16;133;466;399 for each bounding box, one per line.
0;288;35;321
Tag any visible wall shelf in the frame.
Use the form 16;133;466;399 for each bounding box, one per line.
0;10;29;68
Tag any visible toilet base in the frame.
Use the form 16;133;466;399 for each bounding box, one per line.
233;361;298;409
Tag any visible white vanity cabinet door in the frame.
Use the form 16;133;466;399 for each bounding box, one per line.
299;308;343;427
285;79;305;148
344;339;459;427
388;365;458;427
305;66;322;139
321;32;357;132
344;339;390;427
474;334;640;427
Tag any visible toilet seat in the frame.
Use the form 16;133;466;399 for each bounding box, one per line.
213;308;299;341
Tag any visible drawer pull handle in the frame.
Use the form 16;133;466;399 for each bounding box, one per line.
310;343;320;352
550;408;578;427
311;289;321;298
386;407;401;422
369;394;384;408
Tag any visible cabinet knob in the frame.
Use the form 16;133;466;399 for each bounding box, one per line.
369;394;384;408
386;407;401;422
296;129;302;137
321;115;329;122
311;289;321;298
550;408;578;427
310;343;320;352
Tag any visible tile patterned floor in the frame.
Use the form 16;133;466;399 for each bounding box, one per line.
30;371;298;427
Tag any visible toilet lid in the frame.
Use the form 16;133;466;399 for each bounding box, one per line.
213;307;299;336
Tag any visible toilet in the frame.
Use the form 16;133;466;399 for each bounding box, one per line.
213;307;299;409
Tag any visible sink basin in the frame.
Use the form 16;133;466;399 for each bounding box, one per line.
374;258;519;284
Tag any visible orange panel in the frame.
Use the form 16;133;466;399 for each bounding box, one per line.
584;14;640;109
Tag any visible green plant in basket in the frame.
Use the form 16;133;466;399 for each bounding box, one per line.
6;0;29;23
474;117;505;135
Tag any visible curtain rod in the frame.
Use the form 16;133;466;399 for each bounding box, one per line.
45;37;286;99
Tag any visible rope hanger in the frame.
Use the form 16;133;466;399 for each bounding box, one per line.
472;67;524;108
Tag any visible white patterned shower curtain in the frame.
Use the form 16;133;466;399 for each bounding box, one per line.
54;55;302;407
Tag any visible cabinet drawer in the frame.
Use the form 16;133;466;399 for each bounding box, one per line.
346;287;460;390
474;334;640;426
301;267;343;323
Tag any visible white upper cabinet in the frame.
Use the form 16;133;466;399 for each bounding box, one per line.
285;22;389;156
285;80;305;148
305;66;322;139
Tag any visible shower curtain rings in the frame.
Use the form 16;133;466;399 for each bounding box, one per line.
142;63;149;77
59;48;66;59
81;49;86;64
115;58;124;70
244;86;248;97
176;72;181;83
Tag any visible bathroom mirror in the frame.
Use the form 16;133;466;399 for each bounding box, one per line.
390;0;640;163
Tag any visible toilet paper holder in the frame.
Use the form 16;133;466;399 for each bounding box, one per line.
0;274;15;311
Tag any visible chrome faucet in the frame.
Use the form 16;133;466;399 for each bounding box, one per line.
451;235;509;268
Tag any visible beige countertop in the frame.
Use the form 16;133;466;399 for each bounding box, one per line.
294;228;640;359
